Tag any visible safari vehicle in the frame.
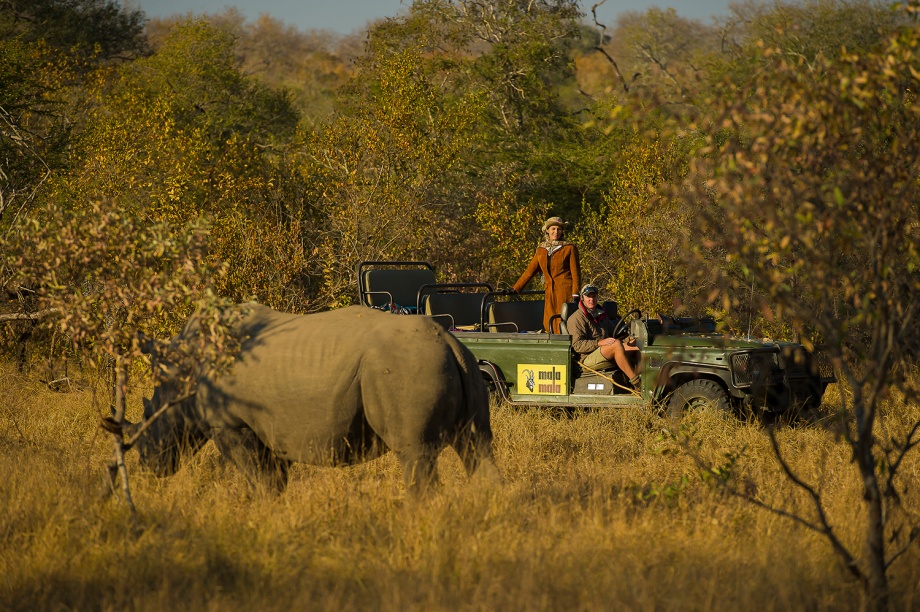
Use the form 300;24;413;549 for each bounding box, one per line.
357;261;836;417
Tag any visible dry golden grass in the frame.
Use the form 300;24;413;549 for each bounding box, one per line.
2;360;919;611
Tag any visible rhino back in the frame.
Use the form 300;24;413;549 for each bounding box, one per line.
198;305;466;463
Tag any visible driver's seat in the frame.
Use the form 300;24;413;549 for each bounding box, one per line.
557;300;580;335
557;299;619;335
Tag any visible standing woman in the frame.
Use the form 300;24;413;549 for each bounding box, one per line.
511;216;581;333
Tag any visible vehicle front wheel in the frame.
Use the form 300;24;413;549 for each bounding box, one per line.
667;379;731;419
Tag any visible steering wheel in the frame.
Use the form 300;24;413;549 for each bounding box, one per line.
612;308;642;340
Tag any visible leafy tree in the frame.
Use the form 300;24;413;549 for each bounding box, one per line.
670;3;920;607
573;120;692;313
594;7;718;105
0;36;71;232
0;0;146;232
297;45;485;305
724;0;907;63
325;0;607;290
473;188;552;287
0;0;147;64
716;0;910;92
146;9;355;123
2;198;241;510
382;0;582;136
46;19;309;310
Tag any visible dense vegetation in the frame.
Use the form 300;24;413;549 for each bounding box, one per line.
2;0;916;319
1;0;919;609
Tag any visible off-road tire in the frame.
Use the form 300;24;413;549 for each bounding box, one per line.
667;379;731;419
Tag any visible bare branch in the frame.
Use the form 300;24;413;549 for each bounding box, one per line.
763;427;862;581
678;427;864;584
590;0;631;94
0;307;60;322
884;418;920;499
99;389;197;450
885;527;920;570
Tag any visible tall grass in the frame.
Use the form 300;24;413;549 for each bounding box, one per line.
1;360;918;610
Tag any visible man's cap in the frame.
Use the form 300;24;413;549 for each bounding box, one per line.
580;284;599;296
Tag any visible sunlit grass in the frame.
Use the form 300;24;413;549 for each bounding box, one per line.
1;360;918;610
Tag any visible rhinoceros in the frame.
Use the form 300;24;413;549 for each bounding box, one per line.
128;303;499;494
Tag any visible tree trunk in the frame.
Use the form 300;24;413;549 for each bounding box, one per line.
109;356;136;513
856;401;889;612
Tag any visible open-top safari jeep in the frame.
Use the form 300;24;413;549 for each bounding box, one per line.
357;261;835;417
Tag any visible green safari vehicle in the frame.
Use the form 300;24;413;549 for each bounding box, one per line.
357;261;835;417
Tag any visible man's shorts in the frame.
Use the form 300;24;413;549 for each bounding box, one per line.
580;347;616;370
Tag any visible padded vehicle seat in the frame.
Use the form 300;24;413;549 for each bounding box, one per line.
422;292;493;330
361;268;436;309
558;299;619;334
486;300;545;332
557;300;580;334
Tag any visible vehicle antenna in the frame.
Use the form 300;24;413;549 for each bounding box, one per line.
747;279;755;340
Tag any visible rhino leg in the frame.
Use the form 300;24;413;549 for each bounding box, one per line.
396;443;441;496
211;427;291;493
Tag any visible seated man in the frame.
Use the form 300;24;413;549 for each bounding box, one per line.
567;284;641;387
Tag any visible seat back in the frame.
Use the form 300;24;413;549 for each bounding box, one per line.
486;300;545;333
422;292;493;329
558;300;580;334
557;300;618;334
360;268;436;309
601;300;618;319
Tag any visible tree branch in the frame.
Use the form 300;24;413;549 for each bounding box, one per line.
0;307;60;322
590;0;631;94
885;526;920;570
99;389;197;450
884;418;920;499
678;426;864;584
763;427;865;582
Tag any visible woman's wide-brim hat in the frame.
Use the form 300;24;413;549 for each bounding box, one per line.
542;216;568;232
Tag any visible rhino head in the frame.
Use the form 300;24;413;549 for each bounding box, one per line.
126;336;194;477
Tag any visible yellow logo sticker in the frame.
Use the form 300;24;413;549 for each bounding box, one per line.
517;364;567;395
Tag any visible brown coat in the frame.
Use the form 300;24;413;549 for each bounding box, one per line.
512;243;581;333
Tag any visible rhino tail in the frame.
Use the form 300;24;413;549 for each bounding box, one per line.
441;330;500;484
441;329;487;415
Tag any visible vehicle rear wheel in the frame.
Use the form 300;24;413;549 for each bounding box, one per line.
667;379;730;419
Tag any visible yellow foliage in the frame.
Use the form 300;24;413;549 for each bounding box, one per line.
573;134;686;314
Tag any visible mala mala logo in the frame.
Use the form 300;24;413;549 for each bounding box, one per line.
536;367;563;393
517;364;567;395
522;369;535;392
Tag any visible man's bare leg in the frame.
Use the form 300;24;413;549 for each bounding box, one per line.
599;339;637;380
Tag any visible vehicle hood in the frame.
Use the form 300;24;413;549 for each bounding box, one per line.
647;333;779;351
